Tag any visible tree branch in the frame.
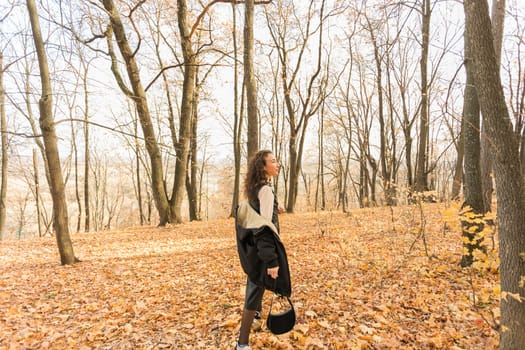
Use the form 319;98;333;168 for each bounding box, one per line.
145;63;184;92
105;24;134;97
189;0;272;39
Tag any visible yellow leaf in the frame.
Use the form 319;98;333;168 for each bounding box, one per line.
305;310;317;318
502;291;523;302
294;323;310;334
318;320;330;328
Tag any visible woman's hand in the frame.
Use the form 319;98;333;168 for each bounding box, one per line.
267;266;279;279
278;205;285;214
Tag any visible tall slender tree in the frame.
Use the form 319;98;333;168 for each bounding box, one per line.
460;24;485;267
464;0;525;347
102;0;171;225
363;12;397;206
245;0;259;159
265;0;328;213
414;0;431;192
230;1;243;217
27;0;77;264
173;0;197;223
0;0;14;240
0;52;7;239
480;0;506;213
81;55;91;232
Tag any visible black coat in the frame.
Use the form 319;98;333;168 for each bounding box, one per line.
235;200;292;297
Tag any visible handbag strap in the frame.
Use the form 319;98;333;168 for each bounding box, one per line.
268;278;293;314
268;278;278;313
268;234;293;313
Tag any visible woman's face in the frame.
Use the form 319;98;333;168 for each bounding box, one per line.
264;153;280;178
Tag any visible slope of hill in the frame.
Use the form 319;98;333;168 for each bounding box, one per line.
0;203;499;349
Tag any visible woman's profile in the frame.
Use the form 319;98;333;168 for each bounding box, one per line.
234;150;291;350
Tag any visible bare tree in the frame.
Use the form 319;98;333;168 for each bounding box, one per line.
504;5;525;177
185;32;228;221
464;0;525;347
230;1;243;217
90;153;106;231
330;61;356;213
32;149;43;237
81;55;91;232
265;0;330;213
27;0;77;264
171;0;197;223
0;0;15;239
353;60;378;207
414;0;431;192
362;10;399;206
461;0;506;266
101;0;171;224
449;109;464;200
244;0;259;159
460;23;485;267
0;52;7;239
132;111;146;225
7;30;55;226
316;100;327;211
57;45;86;233
15;190;30;239
480;0;506;213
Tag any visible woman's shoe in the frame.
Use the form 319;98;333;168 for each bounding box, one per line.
235;341;251;350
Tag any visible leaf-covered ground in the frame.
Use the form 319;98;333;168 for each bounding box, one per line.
0;203;499;349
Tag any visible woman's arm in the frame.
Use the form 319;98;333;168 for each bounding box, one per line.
257;185;279;278
255;231;279;279
258;185;274;220
255;231;278;267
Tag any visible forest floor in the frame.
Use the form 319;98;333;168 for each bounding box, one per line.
0;202;499;349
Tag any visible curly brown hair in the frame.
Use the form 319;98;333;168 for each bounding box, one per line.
244;150;273;202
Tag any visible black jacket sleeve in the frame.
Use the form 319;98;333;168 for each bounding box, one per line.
254;228;279;268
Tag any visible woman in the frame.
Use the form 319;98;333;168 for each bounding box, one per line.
234;150;291;350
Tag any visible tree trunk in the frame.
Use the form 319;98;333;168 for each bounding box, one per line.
451;115;464;200
480;0;506;213
69;99;81;233
20;54;52;190
0;52;7;240
461;25;485;267
33;150;43;237
368;157;378;206
464;1;525;347
102;0;170;225
402;110;414;190
342;142;352;213
268;0;326;213
171;0;196;224
366;16;393;206
286;133;299;212
415;0;431;192
385;59;398;206
230;2;242;217
316;106;326;211
359;150;370;208
245;0;259;159
27;0;77;264
82;62;90;232
134;116;144;225
186;92;199;221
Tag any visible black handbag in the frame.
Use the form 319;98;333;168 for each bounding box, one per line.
266;293;295;335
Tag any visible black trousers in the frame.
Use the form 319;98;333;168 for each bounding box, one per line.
244;278;264;311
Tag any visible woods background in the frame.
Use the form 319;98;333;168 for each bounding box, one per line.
2;0;525;348
0;0;522;236
1;1;524;230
